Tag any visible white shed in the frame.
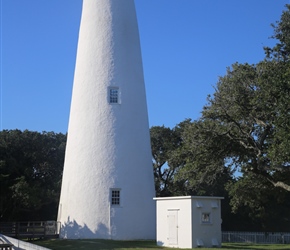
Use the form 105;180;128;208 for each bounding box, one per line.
154;196;223;248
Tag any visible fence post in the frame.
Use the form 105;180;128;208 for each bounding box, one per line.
16;223;19;239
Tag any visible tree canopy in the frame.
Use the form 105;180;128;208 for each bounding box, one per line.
202;59;290;191
0;129;66;221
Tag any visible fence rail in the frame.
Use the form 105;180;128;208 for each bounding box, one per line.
222;231;290;244
0;221;59;239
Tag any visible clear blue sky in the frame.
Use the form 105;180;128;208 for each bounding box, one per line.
1;0;289;133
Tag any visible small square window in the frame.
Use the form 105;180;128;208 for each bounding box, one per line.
109;88;119;104
201;213;211;223
111;189;120;205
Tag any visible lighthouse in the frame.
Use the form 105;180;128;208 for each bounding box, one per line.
57;0;156;240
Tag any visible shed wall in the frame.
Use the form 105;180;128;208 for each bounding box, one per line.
156;198;192;248
191;198;222;247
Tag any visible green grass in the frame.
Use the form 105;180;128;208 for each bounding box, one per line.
33;239;290;250
223;243;290;249
34;239;160;249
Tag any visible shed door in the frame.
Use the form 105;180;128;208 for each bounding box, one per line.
167;210;178;245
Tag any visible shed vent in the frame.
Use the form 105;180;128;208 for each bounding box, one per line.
196;201;203;208
196;238;204;247
212;238;219;246
211;201;219;208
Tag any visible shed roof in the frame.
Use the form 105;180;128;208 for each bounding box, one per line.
153;196;224;201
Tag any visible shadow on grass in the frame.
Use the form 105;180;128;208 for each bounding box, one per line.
35;239;161;250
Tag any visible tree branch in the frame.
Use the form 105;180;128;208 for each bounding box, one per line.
267;179;290;192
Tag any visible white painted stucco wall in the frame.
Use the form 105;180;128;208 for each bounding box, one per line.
154;196;223;248
191;197;223;247
58;0;156;240
154;197;192;248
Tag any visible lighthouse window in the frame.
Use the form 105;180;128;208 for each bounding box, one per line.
111;189;121;205
109;88;119;104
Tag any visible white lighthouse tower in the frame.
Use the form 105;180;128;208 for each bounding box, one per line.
57;0;156;240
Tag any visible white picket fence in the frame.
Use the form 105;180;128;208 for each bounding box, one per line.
222;231;290;244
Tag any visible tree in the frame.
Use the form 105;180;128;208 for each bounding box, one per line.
150;121;233;198
202;59;290;192
226;173;290;231
0;129;66;221
265;4;290;61
173;119;233;196
150;125;182;196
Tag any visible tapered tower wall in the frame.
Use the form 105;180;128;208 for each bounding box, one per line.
57;0;156;240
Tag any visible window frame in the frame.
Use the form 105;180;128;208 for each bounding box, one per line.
108;87;120;104
110;188;121;206
201;212;211;224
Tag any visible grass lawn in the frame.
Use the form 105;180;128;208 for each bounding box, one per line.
223;243;290;249
33;239;290;250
